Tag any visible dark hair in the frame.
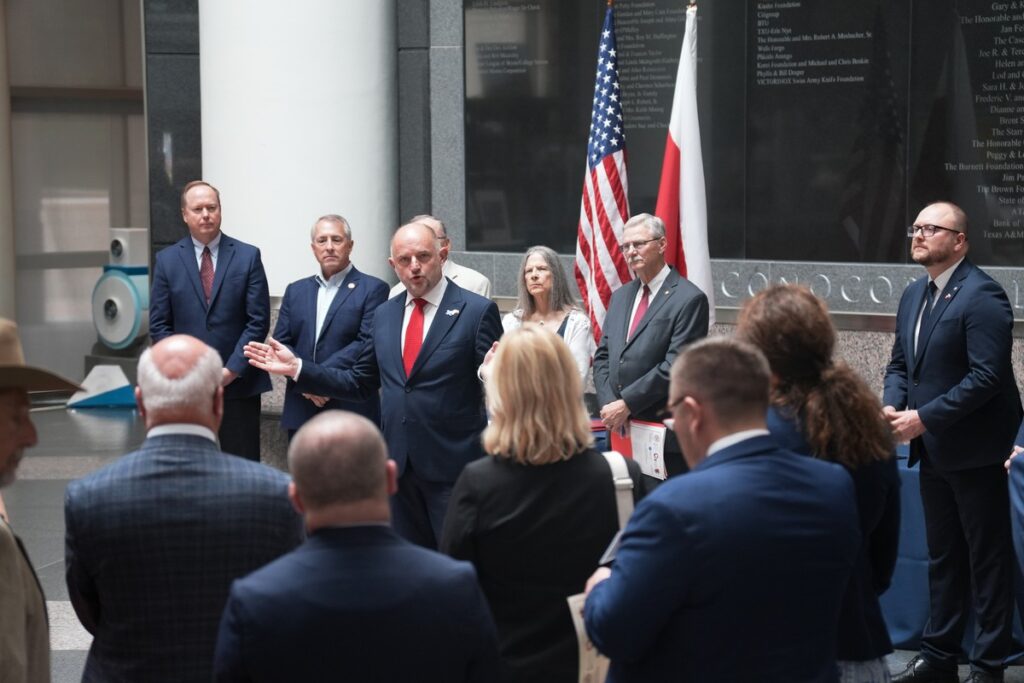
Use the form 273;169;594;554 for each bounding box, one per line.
735;284;892;468
671;337;771;428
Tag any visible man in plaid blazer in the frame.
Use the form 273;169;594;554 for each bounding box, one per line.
64;335;303;682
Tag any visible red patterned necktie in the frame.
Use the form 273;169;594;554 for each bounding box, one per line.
200;246;214;303
627;285;650;340
403;298;427;376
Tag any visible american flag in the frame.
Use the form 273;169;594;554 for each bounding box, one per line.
575;4;631;345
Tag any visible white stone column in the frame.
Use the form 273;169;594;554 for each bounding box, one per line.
199;0;397;293
0;0;16;318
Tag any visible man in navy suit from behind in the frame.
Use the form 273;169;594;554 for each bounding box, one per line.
150;180;271;460
273;214;388;437
213;410;500;682
64;335;303;683
885;202;1021;683
584;338;860;682
245;222;502;549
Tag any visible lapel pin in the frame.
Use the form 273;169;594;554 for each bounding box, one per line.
446;309;460;317
348;282;355;289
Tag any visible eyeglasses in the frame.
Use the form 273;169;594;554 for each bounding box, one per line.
907;224;961;238
619;238;659;253
659;395;686;430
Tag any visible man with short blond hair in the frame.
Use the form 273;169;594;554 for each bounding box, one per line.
150;180;271;460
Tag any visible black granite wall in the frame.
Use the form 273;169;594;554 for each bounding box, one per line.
144;0;201;260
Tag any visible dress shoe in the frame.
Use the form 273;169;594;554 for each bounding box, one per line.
892;655;958;683
962;671;1003;682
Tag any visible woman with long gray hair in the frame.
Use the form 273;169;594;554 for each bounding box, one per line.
502;246;593;385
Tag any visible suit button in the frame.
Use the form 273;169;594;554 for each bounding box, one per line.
402;417;407;424
405;386;412;393
617;384;622;390
206;324;212;331
913;380;919;386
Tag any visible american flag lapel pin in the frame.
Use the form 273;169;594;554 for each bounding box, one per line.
446;309;459;317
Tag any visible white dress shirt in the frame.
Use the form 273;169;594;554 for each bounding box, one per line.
147;423;218;444
401;277;448;349
314;264;353;343
629;263;671;328
191;233;221;269
914;257;963;352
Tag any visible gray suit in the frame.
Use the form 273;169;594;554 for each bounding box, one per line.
593;268;709;476
64;433;304;683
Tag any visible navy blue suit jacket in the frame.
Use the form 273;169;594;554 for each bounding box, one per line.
584;435;860;682
1010;456;1024;577
64;434;304;683
150;234;271;398
294;280;502;483
883;260;1021;470
273;267;388;430
213;525;500;682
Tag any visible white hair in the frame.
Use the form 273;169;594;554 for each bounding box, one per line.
136;344;222;413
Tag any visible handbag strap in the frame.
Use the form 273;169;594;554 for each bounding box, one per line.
601;450;634;530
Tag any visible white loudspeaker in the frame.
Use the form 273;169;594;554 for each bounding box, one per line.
109;228;149;266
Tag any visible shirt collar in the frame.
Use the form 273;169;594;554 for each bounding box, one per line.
192;232;221;254
405;276;447;309
315;263;353;288
641;263;671;294
706;428;770;458
931;257;964;295
147;423;218;443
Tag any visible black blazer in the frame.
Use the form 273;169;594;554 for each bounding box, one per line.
441;449;645;683
768;407;901;661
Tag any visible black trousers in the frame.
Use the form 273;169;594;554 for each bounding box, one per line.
219;395;261;461
919;455;1014;672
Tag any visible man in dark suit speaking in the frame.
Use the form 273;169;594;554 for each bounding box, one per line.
64;334;303;682
583;338;859;682
245;222;502;548
213;410;500;682
885;202;1021;683
273;214;388;437
150;180;271;460
593;212;709;481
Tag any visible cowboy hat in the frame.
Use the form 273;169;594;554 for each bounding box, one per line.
0;318;82;392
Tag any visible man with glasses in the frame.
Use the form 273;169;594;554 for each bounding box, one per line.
884;202;1021;683
593;212;709;484
390;215;491;299
584;338;859;681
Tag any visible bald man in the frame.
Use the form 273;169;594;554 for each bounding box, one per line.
214;411;499;681
389;215;491;299
64;335;303;683
246;222;502;549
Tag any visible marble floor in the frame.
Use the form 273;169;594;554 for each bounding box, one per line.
5;406;1023;682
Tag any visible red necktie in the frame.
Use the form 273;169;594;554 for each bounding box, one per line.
628;285;650;340
200;246;214;303
403;298;427;376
